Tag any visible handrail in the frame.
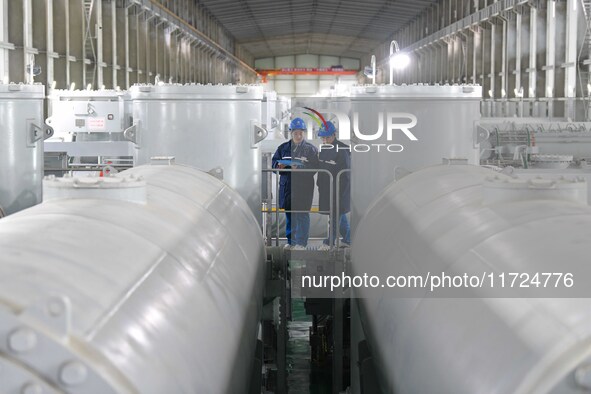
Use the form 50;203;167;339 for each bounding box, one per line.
335;169;351;248
263;168;334;248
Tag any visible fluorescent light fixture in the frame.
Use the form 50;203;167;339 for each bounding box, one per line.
390;52;411;70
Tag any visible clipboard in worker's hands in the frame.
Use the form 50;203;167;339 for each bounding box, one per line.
278;159;305;168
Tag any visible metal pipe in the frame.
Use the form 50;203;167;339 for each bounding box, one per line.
371;55;376;85
329;169;333;247
0;83;46;215
275;168;280;246
389;40;400;85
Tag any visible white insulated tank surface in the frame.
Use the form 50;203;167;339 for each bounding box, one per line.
128;84;266;221
353;165;591;394
0;164;265;393
0;83;47;216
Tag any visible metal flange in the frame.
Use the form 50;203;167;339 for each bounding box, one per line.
0;296;123;394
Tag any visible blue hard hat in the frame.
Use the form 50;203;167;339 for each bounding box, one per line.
289;117;307;131
318;121;336;137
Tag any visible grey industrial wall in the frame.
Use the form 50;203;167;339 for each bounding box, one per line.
359;0;590;120
0;0;258;89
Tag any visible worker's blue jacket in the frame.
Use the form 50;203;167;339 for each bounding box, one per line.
317;139;351;214
272;140;319;211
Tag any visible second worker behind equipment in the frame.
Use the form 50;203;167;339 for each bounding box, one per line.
316;120;351;250
272;117;319;250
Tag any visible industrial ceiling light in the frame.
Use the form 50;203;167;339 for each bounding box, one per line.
389;40;410;85
390;53;411;70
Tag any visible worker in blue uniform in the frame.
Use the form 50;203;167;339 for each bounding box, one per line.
272;117;319;250
316;121;351;250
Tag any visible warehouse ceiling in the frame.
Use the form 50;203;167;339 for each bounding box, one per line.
198;0;438;59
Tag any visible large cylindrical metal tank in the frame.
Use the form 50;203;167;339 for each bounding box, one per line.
260;91;291;154
353;165;591;394
349;84;482;227
0;164;265;393
128;84;265;221
0;83;46;215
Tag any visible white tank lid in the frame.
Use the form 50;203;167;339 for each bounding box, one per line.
349;84;482;98
483;175;587;205
530;154;574;162
48;88;130;100
128;83;264;100
0;82;45;98
43;173;147;204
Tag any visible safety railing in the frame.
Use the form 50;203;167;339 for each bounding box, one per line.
262;168;333;248
335;168;351;248
263;168;352;249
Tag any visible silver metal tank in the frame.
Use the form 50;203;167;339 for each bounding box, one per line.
0;164;265;393
276;95;291;132
46;89;132;139
353;164;591;394
45;89;134;172
128;84;266;221
349;84;482;227
0;83;48;215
